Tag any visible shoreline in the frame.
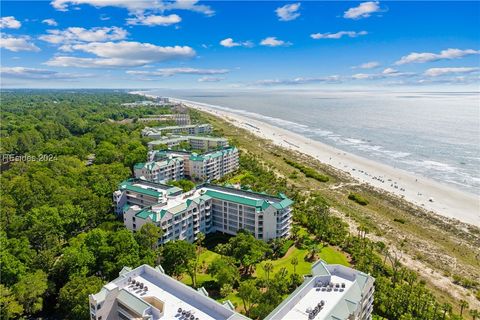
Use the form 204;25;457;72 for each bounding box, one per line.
133;92;479;226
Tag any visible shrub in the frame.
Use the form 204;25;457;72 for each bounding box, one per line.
283;158;329;182
348;193;369;206
279;239;294;257
393;218;406;224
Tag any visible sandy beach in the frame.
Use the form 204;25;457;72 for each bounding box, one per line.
160;97;479;227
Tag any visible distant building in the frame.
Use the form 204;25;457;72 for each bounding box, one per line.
133;156;184;184
136;147;239;183
122;100;171;107
89;264;248;320
142;124;212;138
113;178;183;215
265;260;375;320
138;114;191;125
115;180;293;243
147;135;229;151
184;147;239;181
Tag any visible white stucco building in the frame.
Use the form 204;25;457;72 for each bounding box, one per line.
142;124;212;138
147;135;229;151
133;156;184;184
89;264;248;320
115;179;293;243
135;147;239;183
265;260;375;320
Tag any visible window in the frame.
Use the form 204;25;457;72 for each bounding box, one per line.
133;223;136;229
132;217;135;222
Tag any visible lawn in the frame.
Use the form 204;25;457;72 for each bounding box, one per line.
255;245;349;279
180;249;220;287
319;246;350;266
256;247;311;278
179;243;349;312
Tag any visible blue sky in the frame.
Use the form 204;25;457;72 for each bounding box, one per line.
1;1;479;89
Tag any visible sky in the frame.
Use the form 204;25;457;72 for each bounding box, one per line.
0;0;479;89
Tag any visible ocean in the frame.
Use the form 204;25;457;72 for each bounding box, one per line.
147;89;480;195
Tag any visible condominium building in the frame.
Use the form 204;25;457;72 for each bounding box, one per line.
89;261;374;320
138;114;191;125
89;264;248;320
113;178;183;215
147;135;228;151
133;156;184;184
265;260;375;320
186;147;239;181
117;181;293;243
142;124;212;138
138;147;239;183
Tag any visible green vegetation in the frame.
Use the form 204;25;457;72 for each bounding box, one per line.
284;158;329;182
0;91;176;319
348;193;369;206
167;179;195;192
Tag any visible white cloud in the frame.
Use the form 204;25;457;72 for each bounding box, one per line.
0;16;21;29
395;48;480;65
42;18;58;26
39;26;127;44
50;0;214;16
423;67;479;77
164;0;214;16
260;37;291;47
0;34;40;52
44;41;195;68
275;3;301;21
126;14;181;26
344;1;381;19
352;68;414;80
126;67;229;77
0;66;92;79
382;67;398;74
351;73;371;80
256;75;340;86
198;76;224;82
219;38;252;48
353;61;380;69
311;31;367;39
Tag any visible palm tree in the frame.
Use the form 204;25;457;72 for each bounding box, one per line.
291;225;300;243
459;300;469;317
441;303;452;320
263;262;274;284
191;232;205;288
469;309;480;320
291;257;298;274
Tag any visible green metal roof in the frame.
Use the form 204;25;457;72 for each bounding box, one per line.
121;183;162;198
135;208;165;222
189;146;237;162
204;190;269;209
272;198;294;209
134;163;145;169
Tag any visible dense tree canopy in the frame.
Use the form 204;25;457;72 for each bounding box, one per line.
0;91;170;319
